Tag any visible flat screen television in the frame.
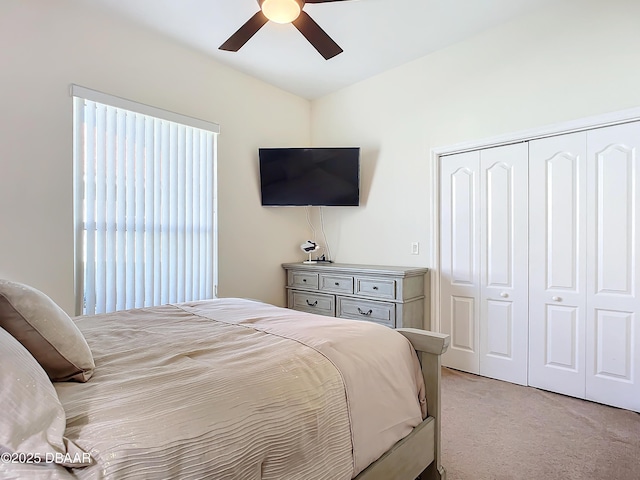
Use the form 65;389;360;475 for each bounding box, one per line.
259;147;360;206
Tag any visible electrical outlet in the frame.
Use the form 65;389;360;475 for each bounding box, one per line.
411;242;419;255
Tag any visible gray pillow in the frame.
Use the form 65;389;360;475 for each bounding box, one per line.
0;280;94;382
0;326;91;470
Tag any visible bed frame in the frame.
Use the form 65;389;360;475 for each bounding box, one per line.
354;328;450;480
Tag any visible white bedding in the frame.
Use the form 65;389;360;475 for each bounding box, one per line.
22;298;425;479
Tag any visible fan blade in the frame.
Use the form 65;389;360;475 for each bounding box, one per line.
219;11;269;52
292;11;343;60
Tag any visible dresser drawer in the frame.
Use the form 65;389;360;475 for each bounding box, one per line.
289;291;335;316
288;271;319;289
337;297;396;328
355;277;396;300
319;274;354;294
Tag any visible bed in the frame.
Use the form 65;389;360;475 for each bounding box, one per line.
0;280;449;480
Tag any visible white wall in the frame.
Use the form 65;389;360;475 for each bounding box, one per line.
0;0;310;313
311;0;640;305
5;0;640;320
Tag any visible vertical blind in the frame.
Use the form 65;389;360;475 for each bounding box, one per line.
72;86;219;315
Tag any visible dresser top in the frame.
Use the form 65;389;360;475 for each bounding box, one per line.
282;262;429;277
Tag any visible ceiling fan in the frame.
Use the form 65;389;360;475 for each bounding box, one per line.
219;0;351;60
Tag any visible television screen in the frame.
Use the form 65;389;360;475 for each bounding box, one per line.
259;147;360;206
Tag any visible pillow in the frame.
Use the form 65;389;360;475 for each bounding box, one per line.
0;326;92;470
0;280;94;382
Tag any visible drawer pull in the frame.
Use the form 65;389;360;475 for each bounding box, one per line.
358;308;373;316
302;278;307;282
306;300;318;307
372;286;379;290
335;282;340;286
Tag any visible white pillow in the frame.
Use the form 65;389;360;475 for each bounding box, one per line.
0;327;91;473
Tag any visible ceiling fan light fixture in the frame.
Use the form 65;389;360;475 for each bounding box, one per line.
220;0;345;60
260;0;302;24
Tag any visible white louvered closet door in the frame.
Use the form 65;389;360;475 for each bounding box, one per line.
440;143;529;385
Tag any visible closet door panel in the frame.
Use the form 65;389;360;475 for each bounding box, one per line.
586;122;640;412
529;132;587;398
479;143;529;385
440;151;481;373
544;305;579;369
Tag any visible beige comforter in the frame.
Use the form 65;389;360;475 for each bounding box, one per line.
49;298;425;479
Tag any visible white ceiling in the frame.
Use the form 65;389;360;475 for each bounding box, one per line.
90;0;557;99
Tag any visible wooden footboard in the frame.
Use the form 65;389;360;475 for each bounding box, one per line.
354;328;450;480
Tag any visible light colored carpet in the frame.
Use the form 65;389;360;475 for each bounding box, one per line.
440;367;640;480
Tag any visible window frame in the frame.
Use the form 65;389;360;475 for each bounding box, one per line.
71;85;220;316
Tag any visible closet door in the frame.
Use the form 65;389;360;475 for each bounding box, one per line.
585;122;640;412
440;143;528;383
529;132;588;399
478;143;529;385
440;150;481;373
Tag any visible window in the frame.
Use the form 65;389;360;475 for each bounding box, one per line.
72;85;219;315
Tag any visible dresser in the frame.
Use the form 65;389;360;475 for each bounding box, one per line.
282;263;429;329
